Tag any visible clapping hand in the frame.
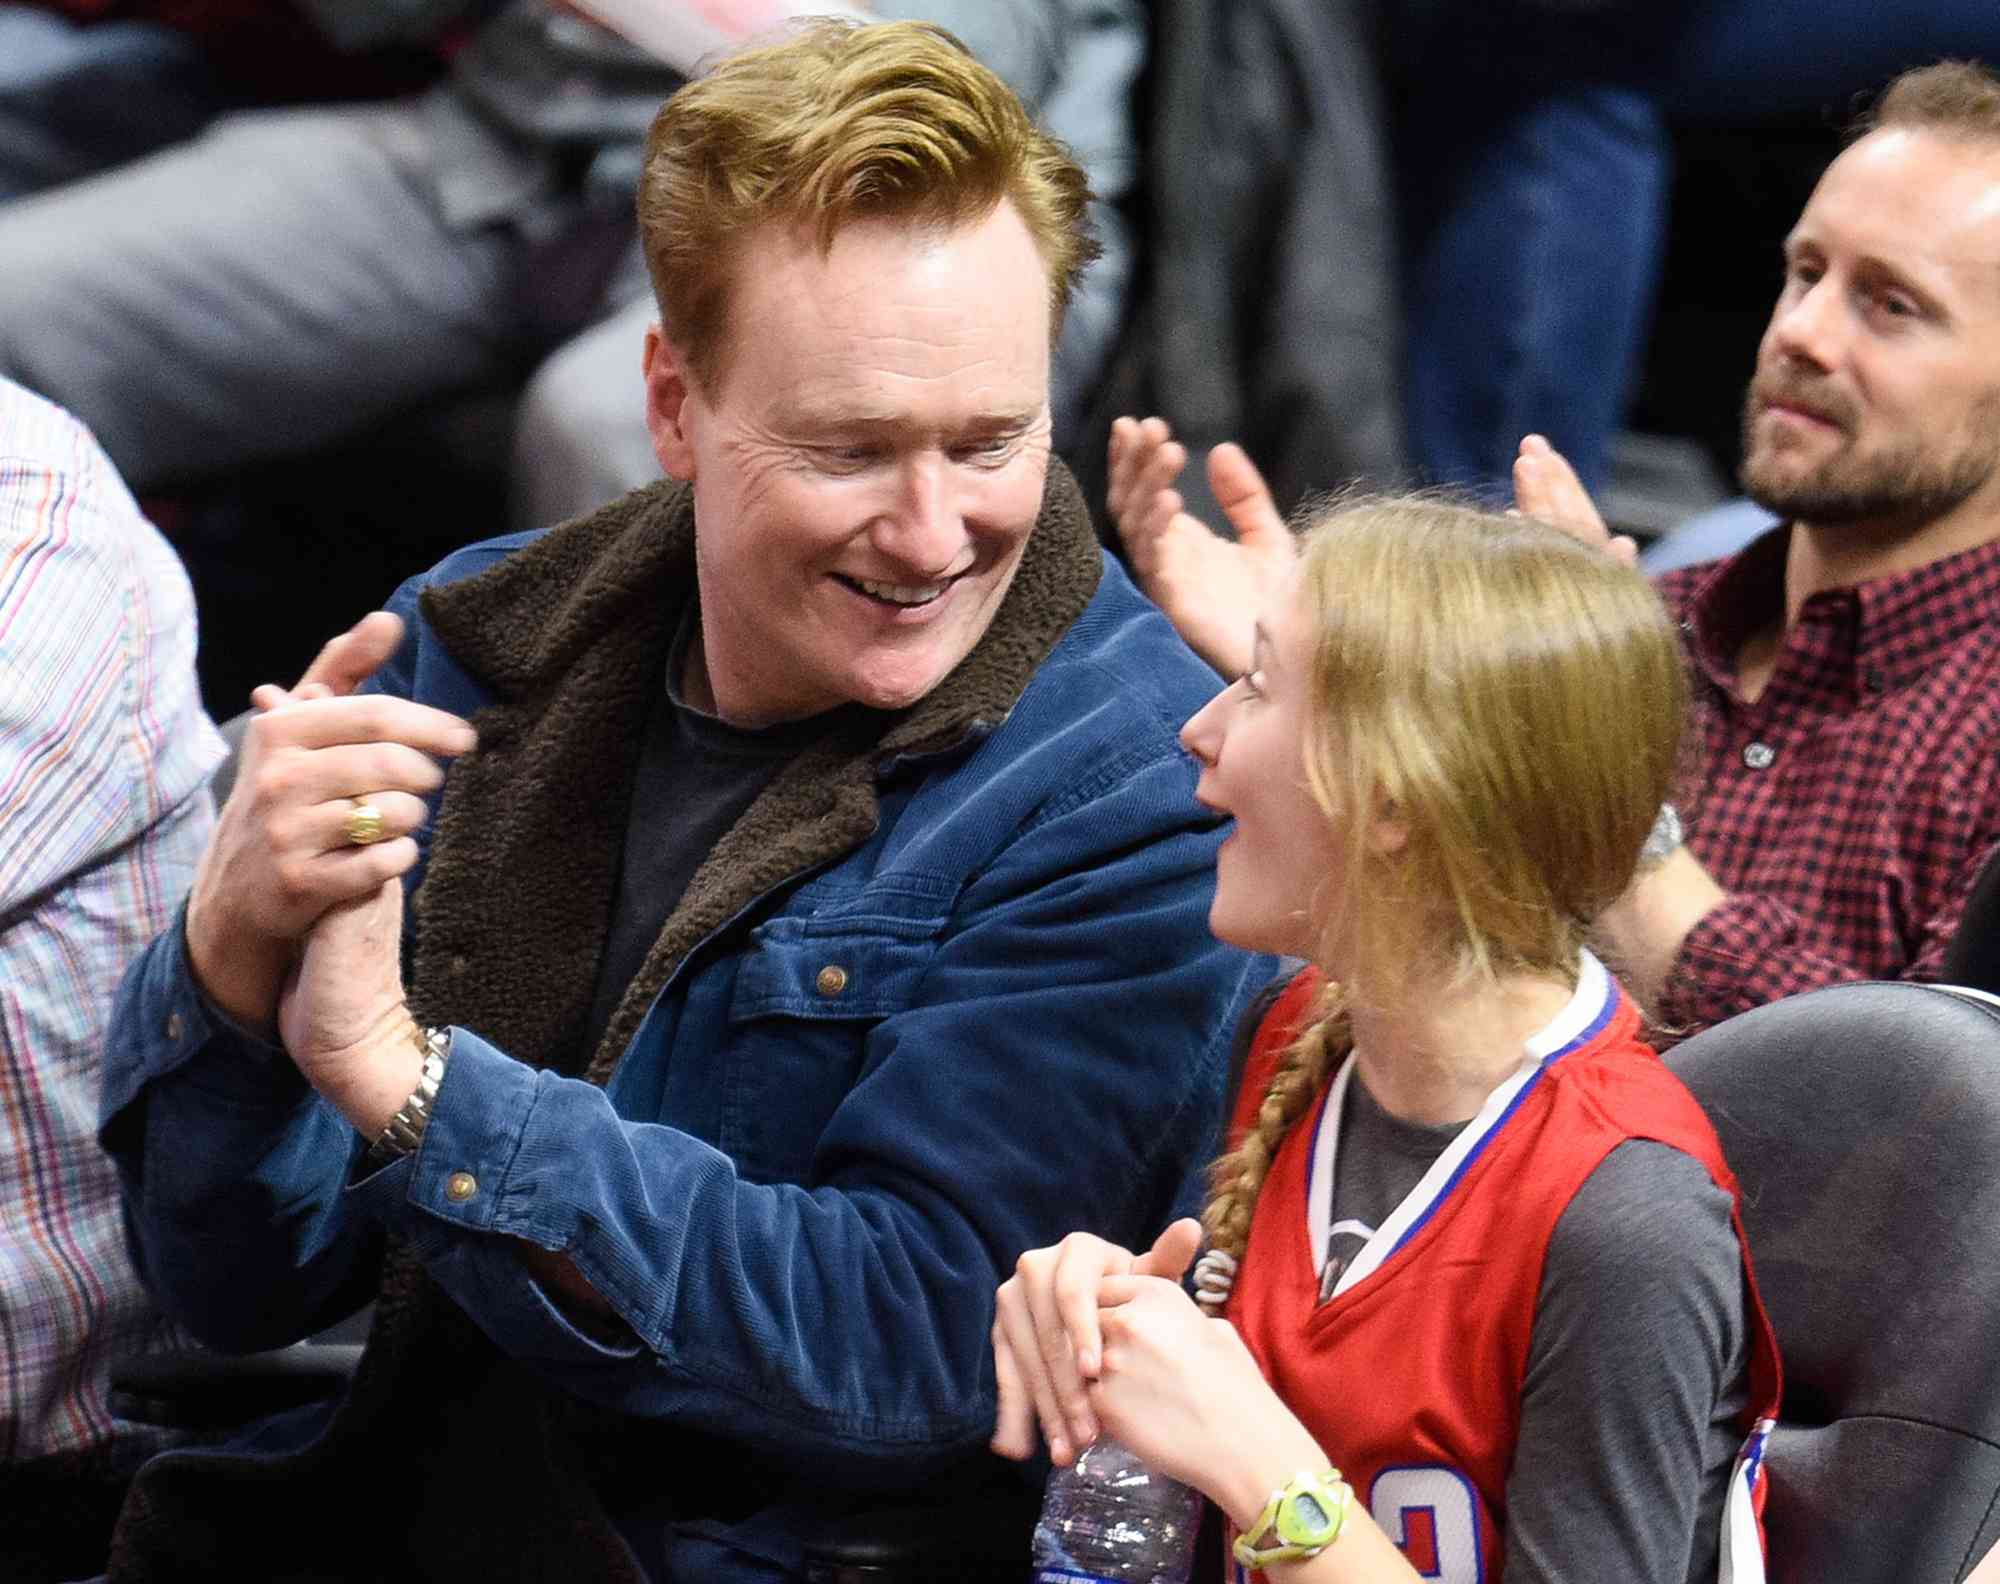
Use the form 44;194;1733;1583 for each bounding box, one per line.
185;613;474;1032
993;1218;1332;1536
1510;433;1638;566
1107;417;1297;678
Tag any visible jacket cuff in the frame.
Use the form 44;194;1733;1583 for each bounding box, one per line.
346;1026;643;1361
100;908;304;1133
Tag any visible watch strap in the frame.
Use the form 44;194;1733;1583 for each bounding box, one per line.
370;1024;451;1160
1232;1469;1353;1570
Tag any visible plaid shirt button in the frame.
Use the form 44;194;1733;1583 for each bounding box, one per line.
1743;742;1776;770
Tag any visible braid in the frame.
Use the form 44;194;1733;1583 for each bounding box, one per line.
1201;984;1353;1266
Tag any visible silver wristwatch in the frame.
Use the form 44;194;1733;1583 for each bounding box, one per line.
370;1025;451;1160
1638;802;1684;869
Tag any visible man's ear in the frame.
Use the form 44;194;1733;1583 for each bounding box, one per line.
643;323;698;481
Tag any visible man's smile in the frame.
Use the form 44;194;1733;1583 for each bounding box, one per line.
832;572;955;608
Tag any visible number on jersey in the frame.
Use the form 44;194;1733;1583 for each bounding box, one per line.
1369;1465;1486;1583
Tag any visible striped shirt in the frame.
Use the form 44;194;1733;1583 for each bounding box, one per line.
0;378;222;1458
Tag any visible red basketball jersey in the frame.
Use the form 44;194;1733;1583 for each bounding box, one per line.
1221;959;1781;1582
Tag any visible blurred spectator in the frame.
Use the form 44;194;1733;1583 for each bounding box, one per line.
0;375;221;1568
1384;0;1679;501
0;1;1141;535
0;0;440;198
1096;0;1405;529
1387;0;2000;503
0;5;217;196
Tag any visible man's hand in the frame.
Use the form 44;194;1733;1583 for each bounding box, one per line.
1510;433;1638;566
990;1217;1201;1465
279;876;423;1139
184;613;476;1032
1107;417;1296;677
284;862;621;1324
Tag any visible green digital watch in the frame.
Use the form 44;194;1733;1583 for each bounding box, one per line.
1231;1469;1353;1570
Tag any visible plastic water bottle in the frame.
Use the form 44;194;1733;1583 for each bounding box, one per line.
1029;1437;1202;1583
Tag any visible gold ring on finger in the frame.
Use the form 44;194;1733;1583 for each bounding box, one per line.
343;799;388;847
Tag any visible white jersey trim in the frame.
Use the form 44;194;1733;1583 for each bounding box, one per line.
1719;1415;1774;1584
1306;950;1618;1300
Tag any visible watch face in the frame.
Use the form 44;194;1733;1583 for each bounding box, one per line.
1291;1491;1331;1531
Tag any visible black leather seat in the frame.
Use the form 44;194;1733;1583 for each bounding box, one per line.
1667;981;2000;1583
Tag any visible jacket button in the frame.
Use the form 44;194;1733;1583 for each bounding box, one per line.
164;1013;183;1042
1743;742;1776;770
816;965;850;997
445;1171;478;1203
449;955;468;977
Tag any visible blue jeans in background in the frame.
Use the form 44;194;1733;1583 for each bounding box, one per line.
1391;0;2000;501
0;6;225;199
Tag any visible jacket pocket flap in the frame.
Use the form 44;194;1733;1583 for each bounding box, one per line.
730;914;944;1022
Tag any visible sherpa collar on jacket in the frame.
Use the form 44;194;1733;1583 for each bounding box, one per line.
407;456;1103;1087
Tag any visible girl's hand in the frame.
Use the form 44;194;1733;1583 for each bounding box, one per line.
991;1219;1202;1465
1091;1273;1330;1529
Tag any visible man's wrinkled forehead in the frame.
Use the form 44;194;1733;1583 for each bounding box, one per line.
700;206;1052;402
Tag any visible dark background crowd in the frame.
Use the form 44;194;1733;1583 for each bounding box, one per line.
5;0;1997;714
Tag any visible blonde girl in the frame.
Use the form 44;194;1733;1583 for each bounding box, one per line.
992;497;1779;1584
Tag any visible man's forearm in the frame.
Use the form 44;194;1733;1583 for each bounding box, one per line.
1590;847;1727;1014
100;923;380;1350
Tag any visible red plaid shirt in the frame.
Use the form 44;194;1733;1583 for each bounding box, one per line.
1653;526;2000;1035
